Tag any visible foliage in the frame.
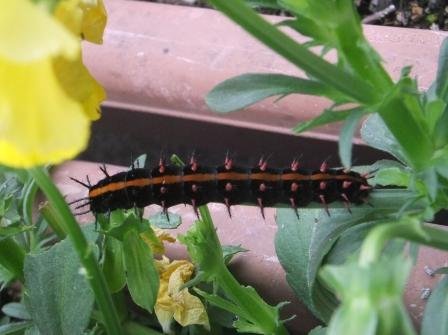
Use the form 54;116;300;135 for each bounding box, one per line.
205;0;448;334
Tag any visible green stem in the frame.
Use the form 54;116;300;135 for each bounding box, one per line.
207;0;379;105
359;216;448;266
198;207;289;335
40;203;67;239
29;167;122;335
0;237;25;281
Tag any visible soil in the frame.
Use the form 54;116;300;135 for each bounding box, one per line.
145;0;448;30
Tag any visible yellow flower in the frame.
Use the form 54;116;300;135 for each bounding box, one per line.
55;0;107;44
141;227;176;255
0;0;106;168
155;257;210;334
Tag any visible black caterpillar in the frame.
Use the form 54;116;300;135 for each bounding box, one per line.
70;156;372;218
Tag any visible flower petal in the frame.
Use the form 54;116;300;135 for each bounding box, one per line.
80;0;107;44
0;57;89;168
0;0;79;62
53;55;105;120
172;289;210;330
56;0;107;44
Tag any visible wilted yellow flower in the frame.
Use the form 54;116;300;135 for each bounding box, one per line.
55;0;107;44
155;257;210;334
0;0;106;168
141;227;176;255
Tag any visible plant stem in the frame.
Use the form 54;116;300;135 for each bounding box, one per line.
359;216;448;266
40;203;67;239
29;167;122;335
0;237;25;281
207;0;379;105
198;206;289;335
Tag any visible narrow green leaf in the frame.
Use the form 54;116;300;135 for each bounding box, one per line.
431;37;448;101
433;267;448;275
131;154;147;169
372;167;411;187
1;303;31;320
339;109;365;168
361;114;407;163
102;236;126;293
279;17;336;49
424;99;446;133
434;106;448;148
293;108;352;134
24;237;95;335
206;73;345;113
0;225;33;243
0;238;24;281
149;212;181;229
194;288;250;321
0;321;33;335
222;245;248;265
422;276;448;335
245;0;281;9
123;229;159;313
207;0;378;104
374;78;433;170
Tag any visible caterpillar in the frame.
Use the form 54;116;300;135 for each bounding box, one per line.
69;155;372;219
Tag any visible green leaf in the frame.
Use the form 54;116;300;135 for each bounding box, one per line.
279;17;336;49
275;207;375;321
222;245;248;264
130;154;148;169
206;0;378;104
0;321;33;335
424;99;446;133
422;276;448;335
293;108;352;134
371;167;411;187
374;78;433;170
194;288;251;322
429;37;448;101
1;303;31;320
102;236;126;293
24;237;95;335
321;256;416;335
0;225;33;243
103;210;150;240
245;0;281;10
339;108;365;168
0;238;25;281
325;221;406;267
122;229;159;313
182;207;288;334
309;326;327;335
361;114;407;163
434;107;448;148
206;73;345;113
433;267;448;275
149;212;181;229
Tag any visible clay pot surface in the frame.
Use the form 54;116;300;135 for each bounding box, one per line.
85;0;448;142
